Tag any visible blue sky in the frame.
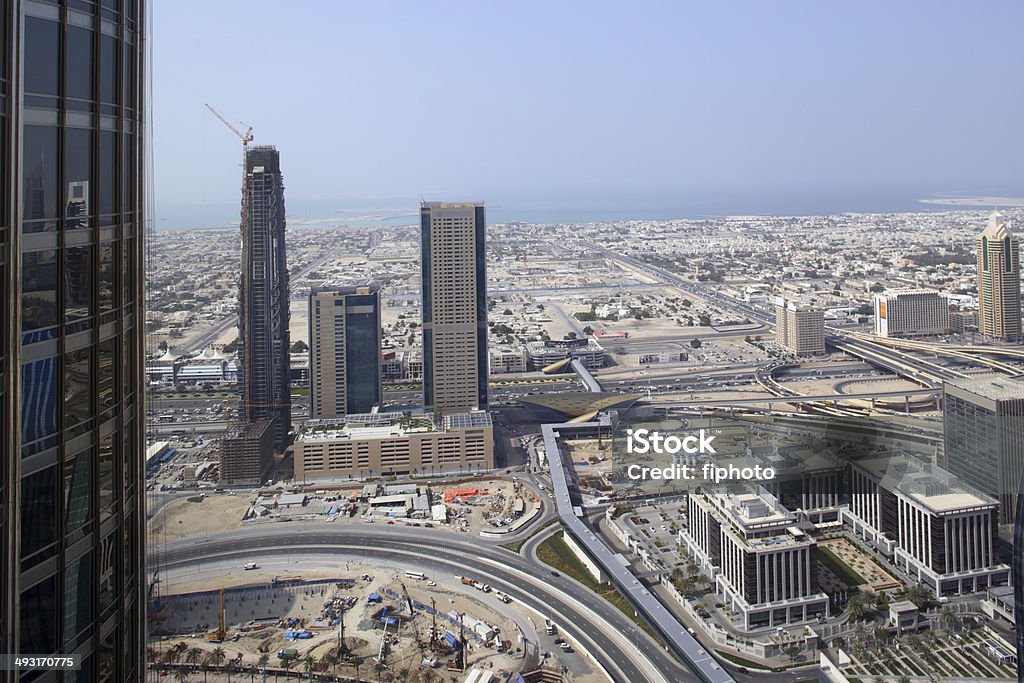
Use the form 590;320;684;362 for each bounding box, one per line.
154;1;1024;224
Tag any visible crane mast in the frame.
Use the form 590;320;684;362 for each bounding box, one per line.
205;103;255;424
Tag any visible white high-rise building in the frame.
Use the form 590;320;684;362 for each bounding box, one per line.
873;289;949;338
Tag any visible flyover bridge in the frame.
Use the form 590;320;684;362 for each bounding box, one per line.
543;419;735;683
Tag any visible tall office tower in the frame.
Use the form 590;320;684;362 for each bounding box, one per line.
774;297;825;355
977;211;1022;341
873;289;950;338
239;146;291;451
2;2;148;680
420;202;488;412
308;285;382;418
942;374;1024;523
1015;475;1024;680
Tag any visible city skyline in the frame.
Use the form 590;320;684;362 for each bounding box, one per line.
153;1;1024;228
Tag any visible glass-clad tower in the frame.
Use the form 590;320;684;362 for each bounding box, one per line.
2;1;148;680
1015;475;1024;682
308;284;382;418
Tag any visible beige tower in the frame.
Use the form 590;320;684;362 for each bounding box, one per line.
421;202;488;412
976;211;1021;341
775;297;825;355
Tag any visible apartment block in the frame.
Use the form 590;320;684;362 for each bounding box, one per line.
775;297;825;355
294;411;494;479
873;289;950;338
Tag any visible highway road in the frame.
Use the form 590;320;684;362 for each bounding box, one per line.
179;251;341;354
153;527;697;683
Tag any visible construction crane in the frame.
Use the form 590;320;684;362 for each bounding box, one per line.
205;102;255;424
208;587;226;642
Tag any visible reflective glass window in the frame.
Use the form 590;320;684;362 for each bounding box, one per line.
65;246;93;326
23;126;59;228
65;446;93;541
98;242;116;313
65;128;92;230
24;18;59;96
20;575;58;656
98;130;116;215
20;466;57;564
66;26;93;102
99;34;116;104
22;250;59;333
64;348;92;430
64;550;94;649
21;356;58;455
99;437;114;520
97;338;116;416
98;529;118;620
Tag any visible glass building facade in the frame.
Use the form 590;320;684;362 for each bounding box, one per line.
308;285;382;418
1;0;147;680
1015;478;1024;682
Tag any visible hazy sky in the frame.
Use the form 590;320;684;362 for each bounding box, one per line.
154;1;1024;224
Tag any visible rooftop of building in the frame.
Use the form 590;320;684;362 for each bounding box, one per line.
876;288;946;298
699;485;802;546
775;296;823;312
889;600;918;614
525;337;604;352
856;454;996;513
310;283;381;296
945;373;1024;401
980;210;1013;240
297;410;490;442
421;201;484;209
224;417;274;441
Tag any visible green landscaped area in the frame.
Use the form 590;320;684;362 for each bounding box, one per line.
819;546;866;587
536;531;659;640
500;538;526;553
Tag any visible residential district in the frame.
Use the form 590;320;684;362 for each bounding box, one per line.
146;199;1024;683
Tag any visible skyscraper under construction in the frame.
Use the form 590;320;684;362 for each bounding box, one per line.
238;146;291;452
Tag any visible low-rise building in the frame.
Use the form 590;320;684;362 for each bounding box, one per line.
220;418;275;485
844;455;1009;594
525;337;605;371
680;484;828;630
294;411;494;479
489;346;527;374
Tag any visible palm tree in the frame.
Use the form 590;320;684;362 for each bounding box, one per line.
904;585;933;608
847;593;869;621
209;646;227;670
255;653;271;683
940;605;957;632
186;647;203;667
321;650;338;675
174;668;190;683
302;653;316;679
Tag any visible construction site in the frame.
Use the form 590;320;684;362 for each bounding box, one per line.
149;562;604;682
